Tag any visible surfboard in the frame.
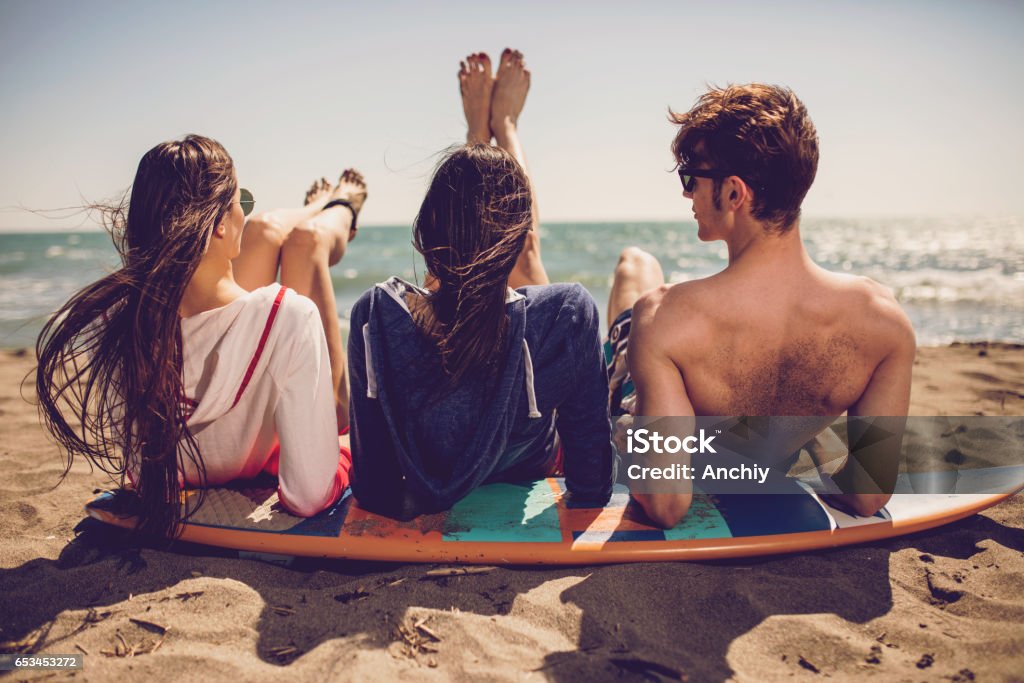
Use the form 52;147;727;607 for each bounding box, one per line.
84;466;1024;565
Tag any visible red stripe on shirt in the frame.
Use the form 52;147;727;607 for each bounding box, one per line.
232;285;287;409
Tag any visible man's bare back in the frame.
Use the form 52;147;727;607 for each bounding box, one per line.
639;258;912;416
621;239;915;527
611;83;916;527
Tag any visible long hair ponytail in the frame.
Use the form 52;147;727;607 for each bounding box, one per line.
36;135;237;539
413;144;532;389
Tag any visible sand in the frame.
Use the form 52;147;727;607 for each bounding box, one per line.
1;343;1022;682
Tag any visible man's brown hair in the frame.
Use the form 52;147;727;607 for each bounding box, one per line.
671;83;819;231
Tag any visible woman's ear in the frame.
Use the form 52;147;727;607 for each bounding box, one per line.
213;215;228;239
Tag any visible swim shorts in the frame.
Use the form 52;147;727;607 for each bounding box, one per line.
604;308;635;416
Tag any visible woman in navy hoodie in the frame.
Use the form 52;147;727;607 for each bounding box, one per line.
347;50;614;518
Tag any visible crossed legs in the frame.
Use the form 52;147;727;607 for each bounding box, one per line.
233;171;368;430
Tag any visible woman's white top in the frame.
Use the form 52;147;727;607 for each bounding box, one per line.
177;284;344;516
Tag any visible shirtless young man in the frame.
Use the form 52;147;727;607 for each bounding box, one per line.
607;84;916;527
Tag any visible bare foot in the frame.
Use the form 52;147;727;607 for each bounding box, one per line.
491;48;529;133
304;177;331;206
459;52;493;145
326;168;368;242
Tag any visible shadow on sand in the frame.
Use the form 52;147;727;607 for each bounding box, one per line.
2;503;1022;680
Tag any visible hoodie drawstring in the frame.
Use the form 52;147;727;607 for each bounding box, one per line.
521;339;542;418
363;323;378;398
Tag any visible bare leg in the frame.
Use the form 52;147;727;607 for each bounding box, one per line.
423;51;496;295
608;247;665;330
279;170;368;430
489;48;549;288
459;52;494;145
233;177;334;291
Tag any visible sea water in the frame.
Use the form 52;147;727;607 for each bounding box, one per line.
1;216;1021;348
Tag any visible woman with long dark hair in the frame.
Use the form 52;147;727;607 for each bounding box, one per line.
348;50;614;518
36;135;367;537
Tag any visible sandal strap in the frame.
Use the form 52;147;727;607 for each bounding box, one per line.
322;198;358;233
322;198;355;216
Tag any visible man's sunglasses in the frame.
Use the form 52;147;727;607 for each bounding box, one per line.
239;188;255;216
676;168;735;193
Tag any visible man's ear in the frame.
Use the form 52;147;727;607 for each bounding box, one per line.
726;176;747;208
724;178;741;206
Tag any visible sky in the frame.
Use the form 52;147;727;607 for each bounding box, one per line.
1;0;1022;229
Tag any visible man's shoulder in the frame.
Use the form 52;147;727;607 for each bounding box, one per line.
634;277;718;320
827;273;916;352
827;271;891;299
838;274;910;322
632;280;715;345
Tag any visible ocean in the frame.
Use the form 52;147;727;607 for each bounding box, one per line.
1;217;1021;349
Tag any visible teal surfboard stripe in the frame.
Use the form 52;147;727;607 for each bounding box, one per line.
442;480;563;543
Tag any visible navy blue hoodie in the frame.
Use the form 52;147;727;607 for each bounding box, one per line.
348;277;614;519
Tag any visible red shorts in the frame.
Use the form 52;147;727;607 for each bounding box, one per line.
263;425;352;515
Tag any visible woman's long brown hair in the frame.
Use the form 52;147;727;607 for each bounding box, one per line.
413;144;532;389
35;135;237;539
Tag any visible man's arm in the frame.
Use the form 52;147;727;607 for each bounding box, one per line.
824;293;916;516
628;288;698;528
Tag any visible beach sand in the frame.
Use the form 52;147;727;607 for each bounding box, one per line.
1;343;1022;681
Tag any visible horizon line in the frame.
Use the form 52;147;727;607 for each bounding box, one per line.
1;213;1022;234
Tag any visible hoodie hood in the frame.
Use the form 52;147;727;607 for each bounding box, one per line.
359;277;541;511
